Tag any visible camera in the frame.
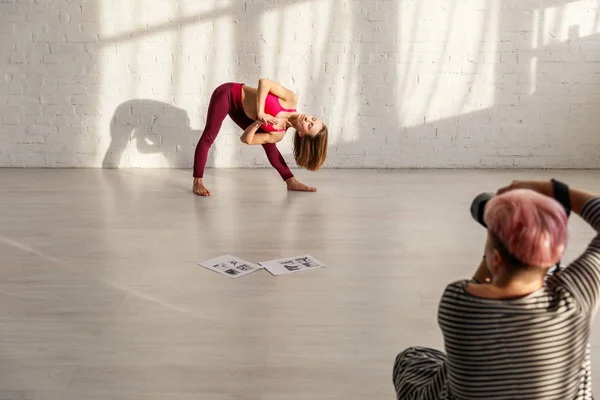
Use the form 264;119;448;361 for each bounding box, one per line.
470;192;495;228
469;181;571;275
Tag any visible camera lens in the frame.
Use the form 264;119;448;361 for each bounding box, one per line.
470;193;494;228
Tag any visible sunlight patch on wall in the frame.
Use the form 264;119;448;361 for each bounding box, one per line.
308;0;354;147
540;0;599;45
395;0;497;128
207;18;237;169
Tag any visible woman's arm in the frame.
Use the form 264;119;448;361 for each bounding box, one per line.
499;180;600;311
554;194;600;312
240;121;263;145
497;180;594;215
240;121;284;145
256;78;298;122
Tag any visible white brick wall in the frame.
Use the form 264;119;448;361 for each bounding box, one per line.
1;0;600;169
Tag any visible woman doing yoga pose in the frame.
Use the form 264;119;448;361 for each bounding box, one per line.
192;78;328;196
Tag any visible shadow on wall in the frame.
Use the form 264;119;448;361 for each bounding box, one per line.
103;99;204;170
102;97;298;175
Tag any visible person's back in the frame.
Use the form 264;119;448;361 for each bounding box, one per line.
393;180;600;400
439;274;595;399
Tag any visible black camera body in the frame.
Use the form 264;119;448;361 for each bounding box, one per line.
470;192;495;228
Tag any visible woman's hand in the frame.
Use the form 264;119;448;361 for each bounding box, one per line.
257;112;278;126
269;118;286;131
497;180;530;194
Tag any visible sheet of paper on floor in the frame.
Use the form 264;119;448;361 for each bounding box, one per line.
198;255;263;278
260;254;326;276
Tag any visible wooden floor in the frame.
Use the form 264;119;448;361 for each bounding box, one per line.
0;168;599;399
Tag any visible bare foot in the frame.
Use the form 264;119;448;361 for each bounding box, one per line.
286;177;317;192
193;178;211;196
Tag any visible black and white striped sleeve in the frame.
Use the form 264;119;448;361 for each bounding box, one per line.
555;196;600;314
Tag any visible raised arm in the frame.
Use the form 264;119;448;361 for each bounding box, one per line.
256;78;298;122
499;180;600;312
555;193;600;313
497;180;594;215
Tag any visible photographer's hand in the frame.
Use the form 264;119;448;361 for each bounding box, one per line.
497;179;591;215
497;180;552;197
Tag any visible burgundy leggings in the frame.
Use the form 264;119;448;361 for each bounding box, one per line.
193;82;294;181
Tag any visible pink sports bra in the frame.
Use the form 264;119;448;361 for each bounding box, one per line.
261;93;296;132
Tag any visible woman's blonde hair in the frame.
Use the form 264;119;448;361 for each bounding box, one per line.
293;124;328;171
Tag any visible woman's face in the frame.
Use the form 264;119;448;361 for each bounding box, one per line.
295;114;323;138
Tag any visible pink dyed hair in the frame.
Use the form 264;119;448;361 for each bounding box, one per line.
484;189;568;267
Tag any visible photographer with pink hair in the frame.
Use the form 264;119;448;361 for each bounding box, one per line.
393;179;600;400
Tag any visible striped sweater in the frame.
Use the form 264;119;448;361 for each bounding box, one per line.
438;196;600;399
